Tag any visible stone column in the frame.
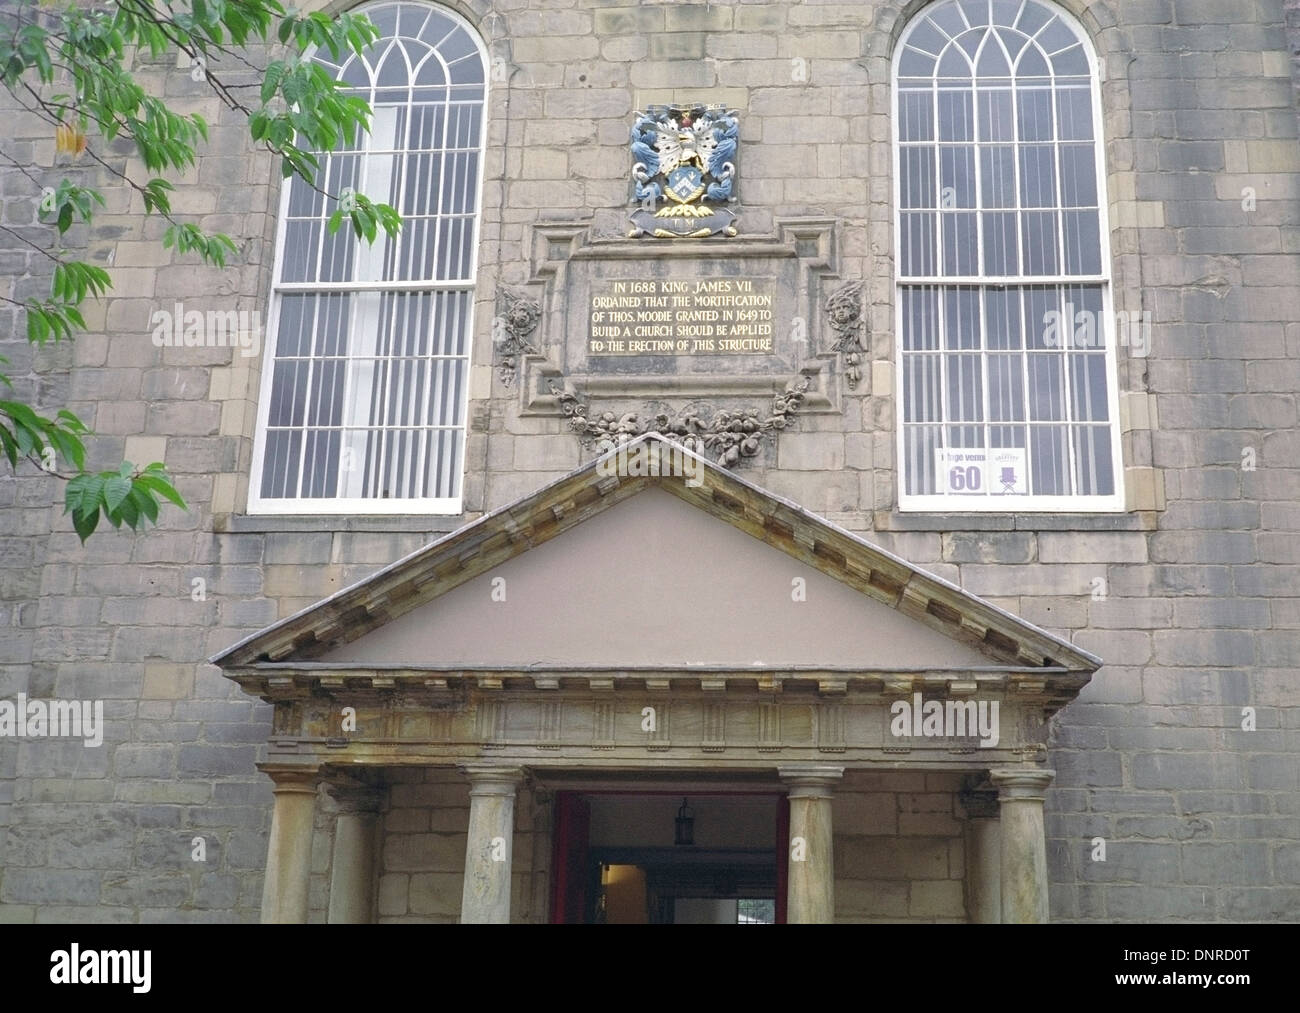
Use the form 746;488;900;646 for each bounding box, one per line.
459;764;525;924
778;765;844;924
325;779;383;924
259;765;319;924
989;768;1055;924
960;789;1001;924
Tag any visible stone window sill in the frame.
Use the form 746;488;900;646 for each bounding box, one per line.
875;511;1159;532
214;513;468;535
215;508;1157;537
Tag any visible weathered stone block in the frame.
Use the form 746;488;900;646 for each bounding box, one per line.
382;833;466;873
834;878;908;918
1;869;102;905
593;8;665;34
1038;532;1148;565
831;794;896;836
663;5;732;32
113;745;175;779
408;872;463;916
908;879;964;918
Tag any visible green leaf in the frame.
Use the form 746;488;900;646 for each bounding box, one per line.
261;60;284;105
0;400;40;428
65;474;90;513
128;484;159;524
71;505;99;543
136;473;187;509
55;409;90;435
69;474;105;519
26;308;49;345
103;473;131;512
112;493;139;529
0;425;18;467
47;426;85;471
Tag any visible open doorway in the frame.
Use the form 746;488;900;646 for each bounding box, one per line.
550;791;787;924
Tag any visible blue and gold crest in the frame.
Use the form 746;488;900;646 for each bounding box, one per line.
628;104;739;239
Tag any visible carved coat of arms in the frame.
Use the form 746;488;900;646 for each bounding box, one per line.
628;104;739;239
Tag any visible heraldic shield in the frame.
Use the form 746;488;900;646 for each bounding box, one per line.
628;104;739;239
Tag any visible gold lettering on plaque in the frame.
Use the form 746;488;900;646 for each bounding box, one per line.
588;278;775;355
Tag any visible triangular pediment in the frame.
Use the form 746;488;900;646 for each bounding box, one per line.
323;486;986;669
212;435;1099;688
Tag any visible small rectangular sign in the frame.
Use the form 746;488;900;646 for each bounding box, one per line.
935;448;1028;496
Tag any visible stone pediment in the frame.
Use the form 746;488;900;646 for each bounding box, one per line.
323;485;985;670
213;435;1099;710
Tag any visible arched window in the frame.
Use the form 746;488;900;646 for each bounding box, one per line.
893;0;1121;510
250;1;486;513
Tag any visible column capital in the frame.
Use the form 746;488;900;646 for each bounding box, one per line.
778;764;845;798
258;763;320;795
459;763;526;796
989;768;1055;802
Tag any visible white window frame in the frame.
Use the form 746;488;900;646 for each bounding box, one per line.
892;0;1124;513
248;1;487;515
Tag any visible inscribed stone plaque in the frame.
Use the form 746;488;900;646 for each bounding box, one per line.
517;219;843;408
548;249;802;383
587;278;775;357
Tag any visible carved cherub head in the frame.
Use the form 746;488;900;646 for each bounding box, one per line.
827;281;864;332
506;300;540;335
830;302;858;327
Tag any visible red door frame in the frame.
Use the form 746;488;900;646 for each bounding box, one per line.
549;789;788;924
775;795;789;925
549;793;591;924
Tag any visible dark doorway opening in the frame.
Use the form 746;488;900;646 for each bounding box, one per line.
550;790;787;924
590;847;776;924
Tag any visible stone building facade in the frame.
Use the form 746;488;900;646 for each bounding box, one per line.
0;0;1298;923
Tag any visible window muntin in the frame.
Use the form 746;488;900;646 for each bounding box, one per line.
250;1;485;514
894;0;1122;511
